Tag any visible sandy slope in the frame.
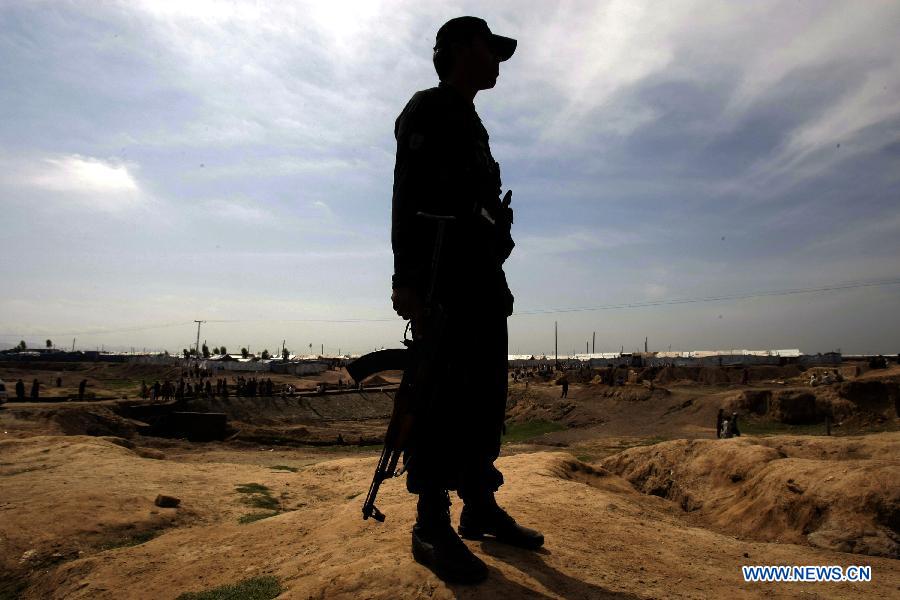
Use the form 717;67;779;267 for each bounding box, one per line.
2;435;899;599
602;433;900;557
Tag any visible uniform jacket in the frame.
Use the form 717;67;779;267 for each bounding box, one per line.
391;83;514;316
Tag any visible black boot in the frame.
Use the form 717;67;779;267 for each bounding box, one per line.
412;490;488;584
459;493;544;550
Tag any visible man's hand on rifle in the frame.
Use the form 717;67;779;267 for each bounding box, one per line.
501;189;513;224
392;286;427;337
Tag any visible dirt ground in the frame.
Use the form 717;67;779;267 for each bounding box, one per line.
1;361;899;598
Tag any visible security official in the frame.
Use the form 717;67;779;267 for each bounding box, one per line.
391;16;543;584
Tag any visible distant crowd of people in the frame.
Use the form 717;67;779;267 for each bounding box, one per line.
13;377;89;401
141;375;282;401
139;372;339;402
809;369;845;387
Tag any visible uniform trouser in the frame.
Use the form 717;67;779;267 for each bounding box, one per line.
405;311;508;500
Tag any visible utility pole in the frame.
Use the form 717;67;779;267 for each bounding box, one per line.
194;320;205;357
72;338;76;351
554;321;558;364
645;336;648;353
592;331;596;354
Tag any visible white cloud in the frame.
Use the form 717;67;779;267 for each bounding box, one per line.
0;154;143;211
31;155;138;194
716;3;900;192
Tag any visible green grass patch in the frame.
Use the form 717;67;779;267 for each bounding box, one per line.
176;575;281;600
235;483;270;494
243;494;280;511
269;465;298;473
236;482;280;514
502;420;566;443
98;529;162;551
238;512;280;525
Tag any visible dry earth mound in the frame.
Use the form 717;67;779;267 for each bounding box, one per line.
651;365;805;386
185;392;394;445
3;436;899;598
0;390;395;446
602;433;900;557
725;381;899;424
507;381;720;442
506;384;673;432
1;404;140;439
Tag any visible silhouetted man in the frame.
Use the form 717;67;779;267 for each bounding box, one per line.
560;379;569;398
15;379;25;401
30;379;39;401
716;408;725;439
390;16;541;584
78;379;87;401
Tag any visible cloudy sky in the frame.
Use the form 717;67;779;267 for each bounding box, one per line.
1;0;899;356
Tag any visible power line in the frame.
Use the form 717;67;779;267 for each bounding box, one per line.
198;277;900;321
1;276;898;339
513;277;900;316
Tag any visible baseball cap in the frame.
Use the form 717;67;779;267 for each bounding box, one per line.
434;16;517;61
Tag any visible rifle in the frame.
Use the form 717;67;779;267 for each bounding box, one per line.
345;348;408;384
349;212;455;521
